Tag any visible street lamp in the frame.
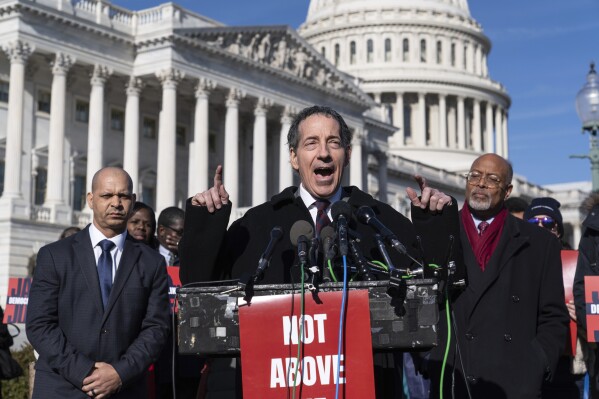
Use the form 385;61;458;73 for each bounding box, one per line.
571;62;599;191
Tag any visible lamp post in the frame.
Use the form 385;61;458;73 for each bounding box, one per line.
571;62;599;191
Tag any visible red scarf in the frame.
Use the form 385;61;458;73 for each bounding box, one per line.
461;205;508;271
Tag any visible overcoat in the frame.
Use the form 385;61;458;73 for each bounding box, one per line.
427;212;569;399
26;227;171;398
179;185;420;284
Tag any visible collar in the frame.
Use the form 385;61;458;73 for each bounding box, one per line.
298;183;342;209
89;222;127;251
470;214;495;229
158;244;171;259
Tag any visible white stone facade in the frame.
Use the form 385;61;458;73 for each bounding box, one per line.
0;0;589;303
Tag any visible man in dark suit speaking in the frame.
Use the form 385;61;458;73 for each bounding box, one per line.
27;167;170;398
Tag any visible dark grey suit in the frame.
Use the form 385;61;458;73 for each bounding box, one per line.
26;226;170;398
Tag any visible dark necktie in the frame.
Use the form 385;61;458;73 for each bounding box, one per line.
98;239;115;309
478;221;490;236
314;199;331;237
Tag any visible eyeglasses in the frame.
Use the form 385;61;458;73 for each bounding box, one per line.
527;217;556;230
465;171;504;189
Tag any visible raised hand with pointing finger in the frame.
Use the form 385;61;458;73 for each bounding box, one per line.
406;174;452;212
191;165;229;213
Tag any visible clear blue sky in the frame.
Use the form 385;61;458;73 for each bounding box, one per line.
121;0;599;186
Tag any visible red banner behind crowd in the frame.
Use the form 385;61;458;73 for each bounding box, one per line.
238;290;375;399
3;277;31;324
561;250;577;354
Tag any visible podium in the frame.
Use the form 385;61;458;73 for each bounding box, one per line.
177;279;438;356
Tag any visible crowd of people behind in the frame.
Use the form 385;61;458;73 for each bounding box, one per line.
19;104;599;399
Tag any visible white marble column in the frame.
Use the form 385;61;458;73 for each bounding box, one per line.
448;103;457;148
456;42;465;70
45;53;75;223
350;129;364;189
417;92;427;146
1;41;33;206
123;77;144;194
155;68;183;214
279;105;295;191
485;102;494;152
502;110;509;159
378;153;388;203
494;107;503;156
457;96;466;149
86;64;112;194
252;97;272;206
392;92;404;147
438;94;447;148
190;77;216;197
224;88;245;209
472;99;482;152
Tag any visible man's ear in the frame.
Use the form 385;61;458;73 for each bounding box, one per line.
86;192;93;210
344;146;352;167
504;184;513;200
290;148;299;171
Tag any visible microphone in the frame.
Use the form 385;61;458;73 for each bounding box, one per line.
349;239;375;281
331;201;352;257
357;206;423;268
254;226;283;283
290;220;314;265
320;225;336;282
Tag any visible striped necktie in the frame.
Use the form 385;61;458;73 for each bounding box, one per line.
314;199;331;237
478;221;490;236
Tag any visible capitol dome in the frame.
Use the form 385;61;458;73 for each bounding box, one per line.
299;0;510;172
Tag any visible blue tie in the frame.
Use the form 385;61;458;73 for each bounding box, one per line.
98;239;115;309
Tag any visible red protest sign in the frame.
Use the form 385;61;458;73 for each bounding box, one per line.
561;250;577;354
167;266;181;313
585;275;599;342
238;290;375;399
4;277;32;324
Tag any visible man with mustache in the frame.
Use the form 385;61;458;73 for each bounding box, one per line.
27;167;170;398
426;153;569;398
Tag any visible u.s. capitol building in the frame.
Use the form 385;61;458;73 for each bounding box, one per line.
0;0;587;298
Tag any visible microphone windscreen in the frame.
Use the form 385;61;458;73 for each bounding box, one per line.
290;220;314;247
331;201;352;222
320;225;335;244
356;206;375;225
271;226;283;240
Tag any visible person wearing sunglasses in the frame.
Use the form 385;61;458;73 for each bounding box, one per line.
525;198;585;398
157;206;185;266
524;197;564;239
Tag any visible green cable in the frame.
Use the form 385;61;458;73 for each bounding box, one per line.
327;259;338;282
370;260;388;271
439;296;451;399
292;264;306;398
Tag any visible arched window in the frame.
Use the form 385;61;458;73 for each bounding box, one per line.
350;41;356;64
436;41;442;64
334;43;340;66
420;39;426;63
463;45;468;69
451;43;456;66
367;39;374;63
402;38;409;62
384;38;392;62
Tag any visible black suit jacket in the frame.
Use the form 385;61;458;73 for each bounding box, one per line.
26;226;171;398
427;213;569;399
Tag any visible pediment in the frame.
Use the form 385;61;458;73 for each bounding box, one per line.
176;26;372;106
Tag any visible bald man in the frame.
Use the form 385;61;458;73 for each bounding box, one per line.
27;167;170;399
426;154;569;398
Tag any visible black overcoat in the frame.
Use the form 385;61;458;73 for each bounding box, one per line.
179;186;419;285
426;213;569;399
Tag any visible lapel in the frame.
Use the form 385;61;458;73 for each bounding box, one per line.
102;236;141;322
462;216;529;319
73;227;105;315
